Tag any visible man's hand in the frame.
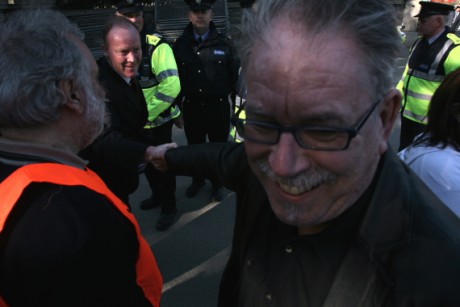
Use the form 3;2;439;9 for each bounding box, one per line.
144;143;177;171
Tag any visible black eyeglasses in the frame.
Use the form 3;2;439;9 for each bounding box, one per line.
231;99;382;151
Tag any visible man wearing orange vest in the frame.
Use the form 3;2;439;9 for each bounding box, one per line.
0;9;170;306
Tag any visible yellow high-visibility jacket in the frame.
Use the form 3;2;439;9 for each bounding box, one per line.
397;31;460;124
141;34;181;128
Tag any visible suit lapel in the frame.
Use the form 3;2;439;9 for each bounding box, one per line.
323;241;390;307
98;57;148;128
110;62;146;121
323;150;415;306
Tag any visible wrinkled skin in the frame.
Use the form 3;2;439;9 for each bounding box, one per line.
244;15;400;235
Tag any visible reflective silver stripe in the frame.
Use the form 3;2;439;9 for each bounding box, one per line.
156;69;179;82
428;40;453;75
408;39;453;81
411;70;445;82
151;116;170;127
154;91;176;104
403;108;428;123
405;89;432;101
148;107;180;127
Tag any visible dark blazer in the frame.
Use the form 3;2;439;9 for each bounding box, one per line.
80;57;149;202
164;142;460;306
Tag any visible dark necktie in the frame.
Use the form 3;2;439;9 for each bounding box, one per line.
130;77;141;100
197;36;203;44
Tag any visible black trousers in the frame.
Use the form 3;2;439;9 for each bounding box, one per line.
183;97;231;188
399;115;426;151
142;120;176;213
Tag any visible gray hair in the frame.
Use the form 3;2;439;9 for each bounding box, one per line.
0;9;94;129
238;0;402;99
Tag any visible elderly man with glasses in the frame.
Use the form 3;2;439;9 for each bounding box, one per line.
151;0;460;305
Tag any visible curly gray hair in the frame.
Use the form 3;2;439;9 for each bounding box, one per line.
0;9;98;129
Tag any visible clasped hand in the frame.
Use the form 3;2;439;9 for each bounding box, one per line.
144;142;177;171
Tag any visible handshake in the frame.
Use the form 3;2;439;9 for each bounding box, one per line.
144;142;177;172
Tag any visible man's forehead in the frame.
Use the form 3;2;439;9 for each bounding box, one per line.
108;25;139;40
245;36;372;119
249;30;360;74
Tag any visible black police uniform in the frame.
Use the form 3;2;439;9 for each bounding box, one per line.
173;20;240;192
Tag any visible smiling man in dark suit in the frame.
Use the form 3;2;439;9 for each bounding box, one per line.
81;16;175;205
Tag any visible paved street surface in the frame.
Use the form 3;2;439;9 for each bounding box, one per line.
130;31;418;307
131;127;234;307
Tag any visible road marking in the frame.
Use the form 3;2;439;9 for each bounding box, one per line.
162;246;232;293
145;192;235;245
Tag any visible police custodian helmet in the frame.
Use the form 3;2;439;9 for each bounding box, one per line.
116;0;143;14
414;1;454;18
184;0;216;11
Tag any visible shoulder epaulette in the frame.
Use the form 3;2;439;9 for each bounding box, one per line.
447;32;460;45
146;34;163;47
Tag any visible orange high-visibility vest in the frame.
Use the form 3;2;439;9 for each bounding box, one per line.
0;163;163;307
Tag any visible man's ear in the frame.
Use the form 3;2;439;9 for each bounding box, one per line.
378;88;401;154
434;15;441;27
58;79;84;114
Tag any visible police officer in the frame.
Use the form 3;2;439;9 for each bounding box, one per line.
173;0;240;202
116;0;182;231
398;1;460;150
115;0;144;32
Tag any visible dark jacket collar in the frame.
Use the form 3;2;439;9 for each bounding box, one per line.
97;56;128;85
358;148;412;254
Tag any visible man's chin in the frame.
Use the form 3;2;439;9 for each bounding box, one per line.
123;68;138;78
270;202;332;234
270;200;307;225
